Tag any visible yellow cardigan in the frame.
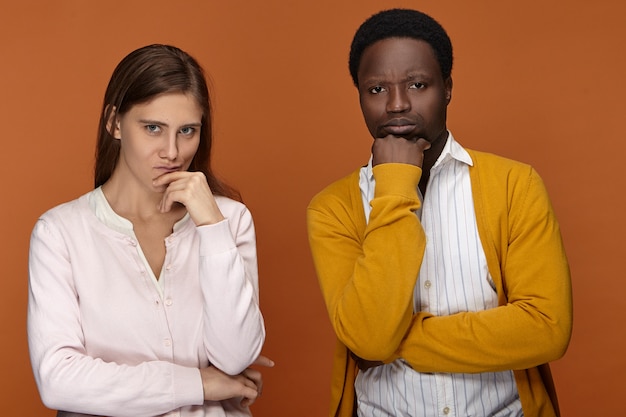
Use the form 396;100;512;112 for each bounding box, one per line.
307;149;572;417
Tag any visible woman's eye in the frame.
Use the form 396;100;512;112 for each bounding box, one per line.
369;86;385;94
146;124;161;133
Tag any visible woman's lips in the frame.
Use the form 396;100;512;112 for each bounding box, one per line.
155;166;181;173
153;166;182;180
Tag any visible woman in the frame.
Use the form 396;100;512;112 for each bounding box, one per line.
27;44;271;417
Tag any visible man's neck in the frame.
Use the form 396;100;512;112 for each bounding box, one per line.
419;130;449;195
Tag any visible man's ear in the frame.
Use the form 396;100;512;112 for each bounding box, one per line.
445;77;453;104
105;106;122;139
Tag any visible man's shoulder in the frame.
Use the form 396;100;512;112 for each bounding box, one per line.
468;149;531;169
308;167;362;211
467;149;548;202
467;149;536;180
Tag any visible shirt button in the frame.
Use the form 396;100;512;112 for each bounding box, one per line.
165;299;173;306
443;406;450;414
164;338;171;347
424;280;432;289
165;264;172;271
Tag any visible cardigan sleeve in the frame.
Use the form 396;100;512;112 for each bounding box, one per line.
197;201;265;375
396;164;573;373
27;218;204;417
307;164;426;360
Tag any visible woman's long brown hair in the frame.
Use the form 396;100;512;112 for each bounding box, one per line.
94;44;240;201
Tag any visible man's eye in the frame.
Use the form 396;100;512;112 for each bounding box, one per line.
409;82;425;89
180;127;196;135
146;125;161;133
369;86;385;94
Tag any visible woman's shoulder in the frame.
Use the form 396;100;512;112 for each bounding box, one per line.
31;191;98;243
38;192;92;222
214;195;251;218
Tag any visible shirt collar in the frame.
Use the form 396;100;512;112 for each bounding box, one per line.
88;186;190;237
432;131;473;170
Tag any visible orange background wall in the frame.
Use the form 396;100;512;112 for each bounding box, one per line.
1;1;624;416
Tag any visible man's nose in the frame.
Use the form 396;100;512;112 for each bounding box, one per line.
386;87;411;113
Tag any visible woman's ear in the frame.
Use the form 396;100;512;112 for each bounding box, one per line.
105;105;122;139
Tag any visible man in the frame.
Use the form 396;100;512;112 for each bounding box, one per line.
307;8;572;417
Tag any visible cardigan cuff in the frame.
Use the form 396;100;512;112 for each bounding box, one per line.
198;219;236;254
172;365;205;408
372;163;422;199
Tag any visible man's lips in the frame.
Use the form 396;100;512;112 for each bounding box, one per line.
384;124;416;136
382;119;417;136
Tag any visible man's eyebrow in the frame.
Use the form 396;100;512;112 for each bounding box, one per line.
404;72;432;81
360;72;433;84
358;75;386;85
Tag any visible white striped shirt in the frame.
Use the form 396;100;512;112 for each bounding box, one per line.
356;133;523;417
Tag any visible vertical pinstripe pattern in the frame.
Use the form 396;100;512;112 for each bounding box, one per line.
356;134;523;417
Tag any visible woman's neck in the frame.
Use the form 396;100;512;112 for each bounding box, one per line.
101;174;185;224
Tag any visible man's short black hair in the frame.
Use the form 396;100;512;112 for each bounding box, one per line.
348;8;453;86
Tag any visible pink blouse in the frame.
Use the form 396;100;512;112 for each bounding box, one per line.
28;189;265;417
